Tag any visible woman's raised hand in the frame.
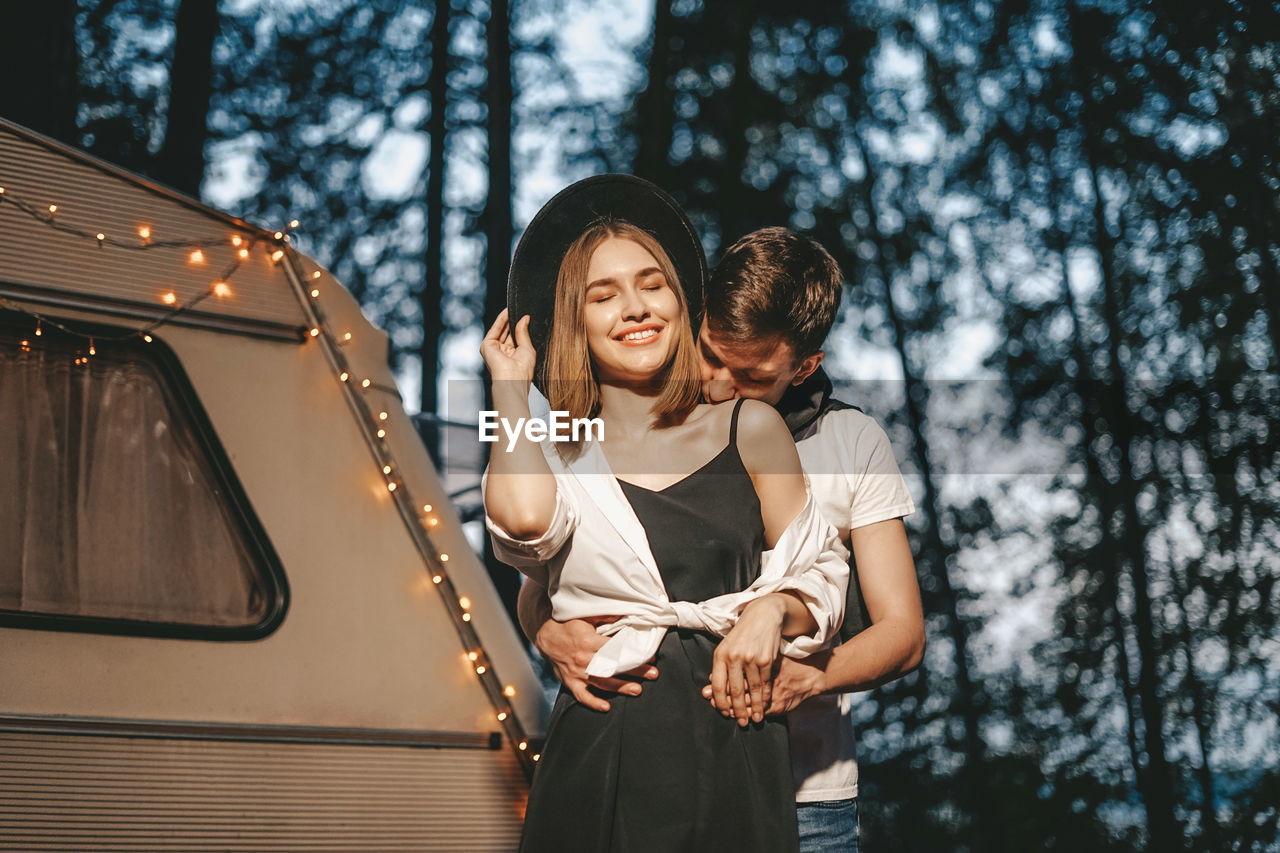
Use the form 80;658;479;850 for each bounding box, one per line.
481;309;537;385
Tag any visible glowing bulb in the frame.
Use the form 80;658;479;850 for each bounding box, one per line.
289;219;300;229
189;248;204;263
142;334;153;343
423;504;432;513
309;328;320;337
428;518;439;527
161;292;177;305
518;741;528;751
310;288;319;298
497;712;508;722
462;613;471;622
312;270;322;279
271;249;284;262
274;231;283;240
361;378;372;388
503;685;517;698
339;371;349;382
378;411;388;421
238;248;249;260
387;482;398;492
231;235;243;247
458;596;472;610
88;342;96;356
440;553;449;562
432;575;442;584
20;339;29;348
212;281;231;298
476;665;487;675
533;753;541;761
0;187;5;194
467;651;479;661
138;226;151;241
343;332;352;341
382;465;392;475
376;429;386;438
34;322;41;336
48;204;57;214
96;232;105;242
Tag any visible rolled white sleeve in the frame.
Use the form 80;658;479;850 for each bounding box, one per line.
482;470;578;585
749;492;849;657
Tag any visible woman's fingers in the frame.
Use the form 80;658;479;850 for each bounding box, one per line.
744;662;766;724
513;314;533;349
728;661;749;726
710;656;730;715
483;308;510;343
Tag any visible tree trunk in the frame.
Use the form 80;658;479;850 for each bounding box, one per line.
154;0;220;195
0;0;80;144
855;129;987;850
1061;6;1180;843
418;0;452;426
1053;219;1147;795
633;0;674;188
1082;148;1182;853
716;0;755;243
481;0;519;624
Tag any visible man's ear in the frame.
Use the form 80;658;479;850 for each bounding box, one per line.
791;351;824;386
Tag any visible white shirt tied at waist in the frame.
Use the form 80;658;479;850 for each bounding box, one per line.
485;438;849;679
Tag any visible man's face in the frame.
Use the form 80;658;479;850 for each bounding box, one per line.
697;319;823;406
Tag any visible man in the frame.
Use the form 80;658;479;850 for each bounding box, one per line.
517;226;924;852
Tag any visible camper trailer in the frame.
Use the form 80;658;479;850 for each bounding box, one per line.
0;118;547;851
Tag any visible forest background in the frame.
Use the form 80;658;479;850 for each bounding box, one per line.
2;0;1278;850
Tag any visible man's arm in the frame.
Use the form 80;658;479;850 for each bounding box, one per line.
516;579;658;713
758;517;924;714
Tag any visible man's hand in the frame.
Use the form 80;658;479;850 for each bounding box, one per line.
763;652;829;715
535;617;658;712
702;648;829;716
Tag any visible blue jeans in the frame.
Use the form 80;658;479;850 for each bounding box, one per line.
797;798;860;853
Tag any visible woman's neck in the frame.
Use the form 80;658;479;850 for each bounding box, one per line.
596;381;663;440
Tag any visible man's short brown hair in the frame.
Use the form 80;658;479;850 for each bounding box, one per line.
704;227;843;361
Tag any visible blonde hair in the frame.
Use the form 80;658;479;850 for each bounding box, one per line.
541;220;701;427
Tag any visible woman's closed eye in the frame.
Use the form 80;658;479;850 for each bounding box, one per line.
640;272;668;291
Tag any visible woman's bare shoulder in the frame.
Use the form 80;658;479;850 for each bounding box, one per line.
734;399;801;474
735;398;789;437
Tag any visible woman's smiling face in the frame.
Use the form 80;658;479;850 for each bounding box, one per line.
582;236;682;384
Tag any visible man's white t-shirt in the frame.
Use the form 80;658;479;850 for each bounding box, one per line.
789;404;916;803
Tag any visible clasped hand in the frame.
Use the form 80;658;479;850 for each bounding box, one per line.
537;597;791;727
707;594;788;726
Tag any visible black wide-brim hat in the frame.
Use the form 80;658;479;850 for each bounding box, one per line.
507;174;707;388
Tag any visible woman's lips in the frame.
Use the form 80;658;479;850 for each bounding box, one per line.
614;325;664;346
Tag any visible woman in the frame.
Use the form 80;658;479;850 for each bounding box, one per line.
482;176;847;852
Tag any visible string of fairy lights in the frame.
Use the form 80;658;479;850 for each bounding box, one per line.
0;182;539;771
0;184;257;352
276;245;540;770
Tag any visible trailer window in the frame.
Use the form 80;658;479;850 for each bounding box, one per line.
0;312;287;639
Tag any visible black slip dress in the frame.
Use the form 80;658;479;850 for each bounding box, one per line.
520;399;799;853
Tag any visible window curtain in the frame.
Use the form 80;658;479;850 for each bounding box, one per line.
0;342;269;626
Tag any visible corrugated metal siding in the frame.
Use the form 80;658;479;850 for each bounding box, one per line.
0;732;527;851
0;125;309;332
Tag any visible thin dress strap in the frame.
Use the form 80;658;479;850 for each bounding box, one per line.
728;398;747;447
